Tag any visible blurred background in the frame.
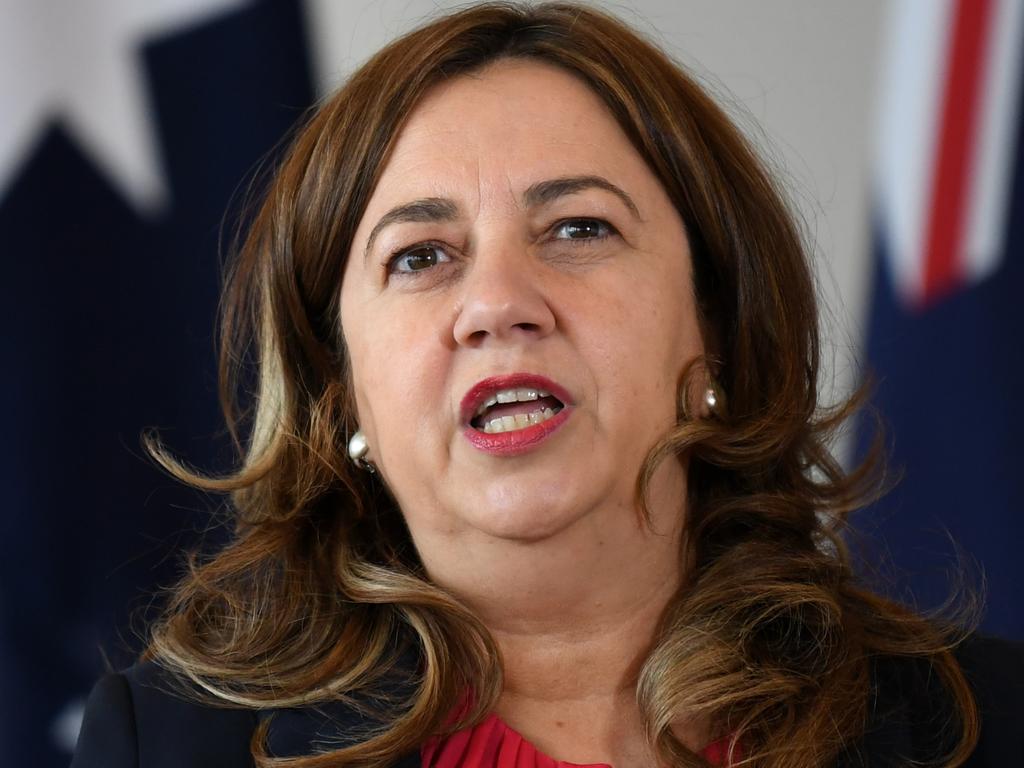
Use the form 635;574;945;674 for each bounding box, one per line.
1;1;1020;765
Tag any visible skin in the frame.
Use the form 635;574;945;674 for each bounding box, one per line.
340;60;706;766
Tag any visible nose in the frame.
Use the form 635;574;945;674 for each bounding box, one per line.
451;246;556;347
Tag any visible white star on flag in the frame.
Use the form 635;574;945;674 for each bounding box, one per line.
0;0;248;215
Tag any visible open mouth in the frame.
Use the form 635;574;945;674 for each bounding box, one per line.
470;387;565;434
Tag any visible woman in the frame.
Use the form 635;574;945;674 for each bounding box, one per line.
72;3;1013;767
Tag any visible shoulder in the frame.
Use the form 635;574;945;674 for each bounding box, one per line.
956;634;1024;766
71;660;257;768
71;660;422;768
836;635;1024;767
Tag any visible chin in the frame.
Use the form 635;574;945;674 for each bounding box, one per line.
461;483;593;543
470;510;577;543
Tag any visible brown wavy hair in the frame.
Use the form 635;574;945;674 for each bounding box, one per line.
146;3;979;766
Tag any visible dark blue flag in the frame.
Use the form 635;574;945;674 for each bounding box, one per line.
0;2;313;764
863;0;1024;640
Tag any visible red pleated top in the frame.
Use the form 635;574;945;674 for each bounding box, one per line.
421;713;739;767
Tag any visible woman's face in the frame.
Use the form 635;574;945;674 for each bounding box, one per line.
340;60;704;546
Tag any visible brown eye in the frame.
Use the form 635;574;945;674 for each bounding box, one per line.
553;219;613;241
389;245;450;274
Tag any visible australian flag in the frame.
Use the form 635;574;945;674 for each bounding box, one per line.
0;1;314;765
865;0;1024;641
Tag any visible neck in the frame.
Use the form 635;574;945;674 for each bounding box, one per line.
415;464;688;765
473;524;683;700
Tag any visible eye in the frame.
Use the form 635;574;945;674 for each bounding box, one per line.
552;218;615;242
387;244;451;274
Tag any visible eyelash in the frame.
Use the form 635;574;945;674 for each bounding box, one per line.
384;217;618;276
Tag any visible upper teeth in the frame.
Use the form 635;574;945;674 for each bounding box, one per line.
474;387;551;418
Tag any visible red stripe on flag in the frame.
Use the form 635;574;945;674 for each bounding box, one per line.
922;0;994;305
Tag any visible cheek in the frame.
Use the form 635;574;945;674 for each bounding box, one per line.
345;304;452;445
605;264;696;349
585;268;700;420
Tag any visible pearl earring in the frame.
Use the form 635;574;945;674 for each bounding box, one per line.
704;387;718;411
703;382;724;417
347;430;375;471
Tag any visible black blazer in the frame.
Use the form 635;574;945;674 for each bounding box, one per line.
71;636;1023;767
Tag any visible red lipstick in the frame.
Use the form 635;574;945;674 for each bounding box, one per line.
460;373;573;456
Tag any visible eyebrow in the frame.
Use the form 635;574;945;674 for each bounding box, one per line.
522;175;641;220
364;197;459;262
362;175;641;262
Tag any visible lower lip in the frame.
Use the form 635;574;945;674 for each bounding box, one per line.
462;407;571;456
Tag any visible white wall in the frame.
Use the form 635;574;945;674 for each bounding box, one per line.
302;0;887;431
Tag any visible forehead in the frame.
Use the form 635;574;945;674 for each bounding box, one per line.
367;59;655;205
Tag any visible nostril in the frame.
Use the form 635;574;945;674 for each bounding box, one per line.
466;323;542;343
512;322;543;333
